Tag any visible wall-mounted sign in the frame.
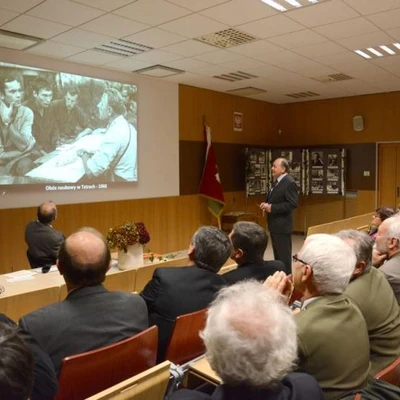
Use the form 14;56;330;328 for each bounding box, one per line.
233;111;243;132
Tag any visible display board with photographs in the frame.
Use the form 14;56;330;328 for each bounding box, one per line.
245;148;269;196
307;148;345;195
271;149;305;194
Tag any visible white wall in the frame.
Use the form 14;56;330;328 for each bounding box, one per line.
0;48;179;209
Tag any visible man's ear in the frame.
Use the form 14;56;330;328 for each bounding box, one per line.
188;245;195;260
56;260;63;275
301;265;312;283
353;262;366;279
232;248;244;260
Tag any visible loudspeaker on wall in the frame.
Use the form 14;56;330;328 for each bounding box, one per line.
352;115;364;132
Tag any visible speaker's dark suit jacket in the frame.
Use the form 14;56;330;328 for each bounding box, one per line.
140;266;226;361
168;373;323;400
266;174;298;235
223;260;284;285
25;220;65;268
19;285;148;374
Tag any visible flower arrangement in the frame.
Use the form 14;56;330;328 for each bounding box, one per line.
106;221;150;253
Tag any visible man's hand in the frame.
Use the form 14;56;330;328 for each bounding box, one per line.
264;271;293;303
0;100;15;126
259;202;272;213
372;246;387;267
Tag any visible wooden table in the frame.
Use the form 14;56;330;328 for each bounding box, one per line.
187;357;221;386
221;212;258;232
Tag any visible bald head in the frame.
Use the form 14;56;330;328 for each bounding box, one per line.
37;201;57;224
58;230;111;288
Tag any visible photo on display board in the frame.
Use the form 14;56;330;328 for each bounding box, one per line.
311;151;324;167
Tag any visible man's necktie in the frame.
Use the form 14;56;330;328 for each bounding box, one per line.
267;180;278;201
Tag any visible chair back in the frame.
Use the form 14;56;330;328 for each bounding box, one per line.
164;308;207;365
375;355;400;386
55;325;158;400
85;361;170;400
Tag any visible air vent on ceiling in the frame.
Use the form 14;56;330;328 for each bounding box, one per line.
286;91;320;99
133;65;184;78
312;73;354;83
214;71;258;82
226;87;267;96
196;28;257;49
95;39;153;57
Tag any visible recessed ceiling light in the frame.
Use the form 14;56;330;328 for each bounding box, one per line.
394;43;400;50
133;65;184;78
379;45;395;55
0;29;44;50
260;0;327;12
367;47;383;57
261;0;286;12
355;50;371;59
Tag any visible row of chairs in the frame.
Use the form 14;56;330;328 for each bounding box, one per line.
306;212;373;236
55;308;207;400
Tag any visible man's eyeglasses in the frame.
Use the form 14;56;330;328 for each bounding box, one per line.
292;254;308;265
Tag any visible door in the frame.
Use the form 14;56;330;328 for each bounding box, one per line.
378;143;400;208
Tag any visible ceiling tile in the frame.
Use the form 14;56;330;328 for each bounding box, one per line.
367;8;400;30
131;49;183;63
28;0;105;26
360;73;400;91
124;28;186;48
0;0;43;13
229;40;283;56
194;49;244;64
66;50;123;65
286;1;359;28
113;0;190;25
164;58;214;71
104;57;151;71
342;0;400;15
194;64;235;76
238;15;304;39
165;0;231;12
336;31;395;50
163;71;203;84
0;8;19;25
293;41;348;59
371;54;400;68
332;79;381;95
386;27;400;41
269;29;328;50
221;57;267;70
244;64;303;81
344;63;392;78
80;14;149;38
163;40;216;57
52;28;114;49
314;17;379;40
26;40;84;58
2;15;70;39
200;0;277;26
159;14;228;38
296;64;340;78
71;0;135;12
255;50;325;70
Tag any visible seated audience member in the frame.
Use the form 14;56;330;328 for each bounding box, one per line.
0;319;34;400
141;226;231;362
223;221;284;285
374;214;400;304
19;228;148;374
25;201;65;268
336;229;400;375
0;314;57;400
266;234;370;400
368;206;396;239
169;281;323;400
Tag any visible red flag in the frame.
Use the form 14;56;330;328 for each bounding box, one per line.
199;124;225;221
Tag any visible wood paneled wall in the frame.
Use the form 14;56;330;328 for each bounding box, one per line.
1;85;390;273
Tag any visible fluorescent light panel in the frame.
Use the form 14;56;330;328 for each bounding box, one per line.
355;50;371;59
379;45;395;55
261;0;323;12
354;43;400;59
261;0;286;12
367;47;383;57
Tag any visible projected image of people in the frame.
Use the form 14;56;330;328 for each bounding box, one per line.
0;61;138;185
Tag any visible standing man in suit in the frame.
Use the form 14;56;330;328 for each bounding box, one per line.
25;201;65;269
223;221;284;285
140;226;232;362
19;228;148;374
260;158;298;273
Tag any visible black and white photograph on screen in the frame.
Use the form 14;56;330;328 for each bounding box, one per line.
311;151;324;167
245;148;269;196
0;61;138;185
291;160;301;172
311;169;323;180
328;153;338;167
327;181;340;194
311;181;323;194
280;150;292;162
327;168;339;180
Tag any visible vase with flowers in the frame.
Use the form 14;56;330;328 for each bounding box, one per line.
107;221;150;270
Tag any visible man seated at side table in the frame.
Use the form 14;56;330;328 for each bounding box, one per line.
169;281;323;400
265;234;370;400
223;221;284;285
25;201;65;268
336;229;400;376
140;226;231;362
19;228;148;374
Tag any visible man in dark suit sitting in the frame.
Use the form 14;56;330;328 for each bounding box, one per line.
169;281;323;400
223;221;284;285
140;226;231;362
19;228;148;375
25;201;65;269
